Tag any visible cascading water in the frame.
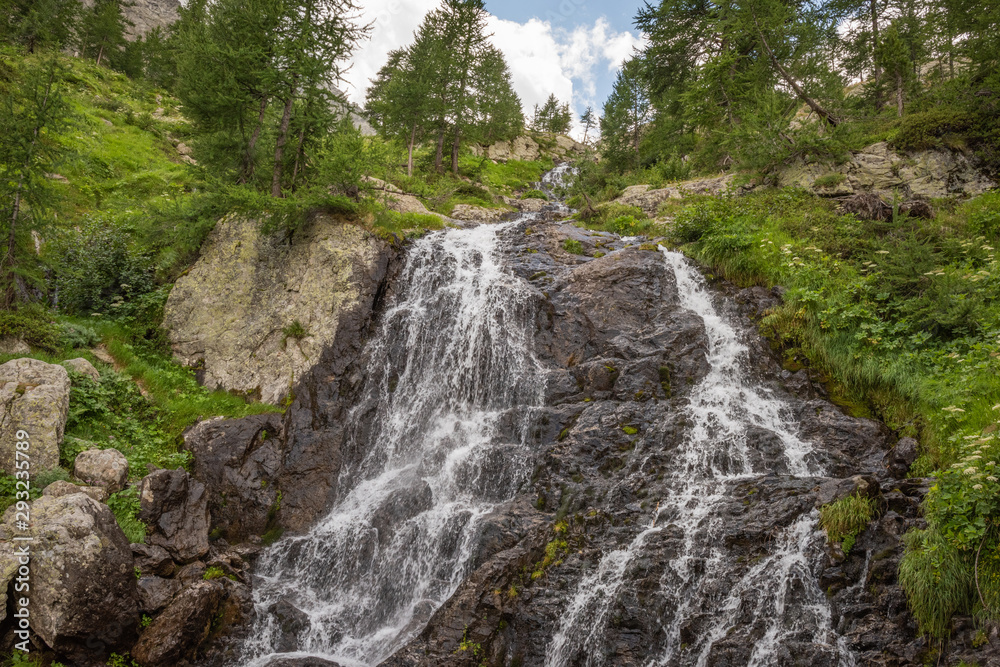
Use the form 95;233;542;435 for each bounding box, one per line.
238;220;545;667
546;249;855;667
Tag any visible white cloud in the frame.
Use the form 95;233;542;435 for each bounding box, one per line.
339;2;645;141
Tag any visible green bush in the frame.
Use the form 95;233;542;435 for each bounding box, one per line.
107;487;146;544
54;223;155;316
562;239;585;255
899;527;971;638
0;306;63;353
57;321;101;349
521;189;548;200
892;109;973;152
820;494;875;546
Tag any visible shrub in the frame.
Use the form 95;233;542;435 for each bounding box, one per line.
813;173;847;189
107;487;146;544
58;321;101;349
892;109;973;152
562;239;585;255
54;223;156;316
0;306;62;353
521;189;548;200
899;527;971;638
820;494;875;546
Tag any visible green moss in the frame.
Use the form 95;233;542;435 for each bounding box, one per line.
621;425;639;435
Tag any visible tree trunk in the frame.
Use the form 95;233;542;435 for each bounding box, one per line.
271;84;296;198
755;22;838;127
240;96;270;184
896;71;904;117
290;125;307;191
871;0;882;108
451;129;461;175
407;123;417;178
434;130;445;174
96;41;105;67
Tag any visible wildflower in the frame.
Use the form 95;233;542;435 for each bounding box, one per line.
988;476;999;482
973;484;983;490
992;404;1000;410
966;467;978;474
987;461;997;467
875;250;890;255
943;405;965;413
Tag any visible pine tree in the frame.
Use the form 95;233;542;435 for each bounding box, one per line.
0;57;68;306
79;0;131;67
600;60;652;171
580;106;596;144
0;0;81;52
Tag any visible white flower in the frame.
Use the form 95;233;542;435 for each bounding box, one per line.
875;250;890;254
966;467;978;474
973;484;983;490
988;476;998;482
943;405;965;413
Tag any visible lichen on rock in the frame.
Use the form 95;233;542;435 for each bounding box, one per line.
163;214;393;405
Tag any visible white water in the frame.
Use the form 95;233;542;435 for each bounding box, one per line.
545;249;853;667
238;221;545;667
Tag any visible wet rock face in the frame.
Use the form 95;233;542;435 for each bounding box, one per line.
139;468;211;564
378;222;926;666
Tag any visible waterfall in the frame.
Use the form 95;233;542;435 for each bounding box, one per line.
545;249;854;667
238;220;545;667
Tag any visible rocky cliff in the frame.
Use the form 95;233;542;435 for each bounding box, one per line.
163;214;396;405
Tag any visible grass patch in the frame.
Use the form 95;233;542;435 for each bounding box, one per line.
562;239;585;255
107;487;146;544
820;493;875;553
521;189;548;200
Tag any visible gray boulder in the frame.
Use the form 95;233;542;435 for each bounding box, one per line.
136;575;182;614
139;468;210;563
0;494;139;659
131;580;224;666
0;358;70;474
62;357;101;382
43;479;107;502
73;448;129;494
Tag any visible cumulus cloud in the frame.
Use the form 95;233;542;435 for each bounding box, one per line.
338;1;645;140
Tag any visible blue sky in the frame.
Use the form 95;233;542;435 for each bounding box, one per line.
342;0;648;139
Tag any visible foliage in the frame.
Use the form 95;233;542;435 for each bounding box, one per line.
820;494;875;549
107;486;146;544
899;527;972;637
562;239;585;255
0;305;62;352
520;189;548;201
530;93;572;134
893;109;973;152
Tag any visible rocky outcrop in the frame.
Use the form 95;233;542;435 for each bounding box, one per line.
449;204;516;223
471;134;586;163
73;448;129;494
43;479;107;502
780;141;995;198
163;214;395;404
365;177;448;221
139;468;211;564
0;494;139;660
611;174;737;216
0;358;70;474
81;0;180;39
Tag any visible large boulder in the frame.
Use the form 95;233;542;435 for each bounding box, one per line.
130;580;225;667
73;448;129;494
61;357;101;382
162;214;395;405
183;414;285;542
0;494;139;659
139;468;210;563
0;358;70;475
